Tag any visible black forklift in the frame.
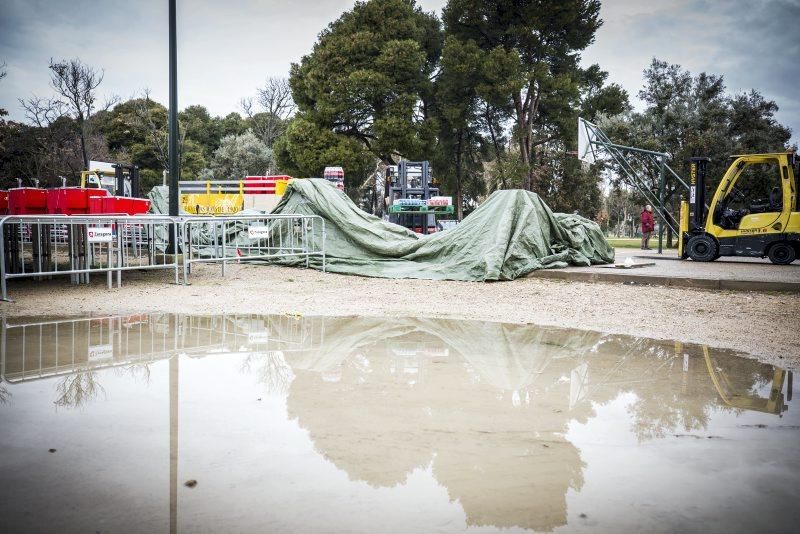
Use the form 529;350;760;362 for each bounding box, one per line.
386;161;453;234
80;163;142;198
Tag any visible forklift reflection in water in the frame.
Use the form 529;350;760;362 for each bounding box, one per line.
703;347;792;416
679;153;800;264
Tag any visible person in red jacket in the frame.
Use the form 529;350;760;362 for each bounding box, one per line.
640;205;655;250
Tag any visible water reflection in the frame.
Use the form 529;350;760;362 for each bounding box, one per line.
0;314;795;533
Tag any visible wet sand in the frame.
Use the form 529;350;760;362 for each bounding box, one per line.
2;263;798;369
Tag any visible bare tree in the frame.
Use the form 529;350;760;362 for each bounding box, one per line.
48;58;105;169
17;96;85;181
0;61;7;117
240;76;295;151
19;95;65;128
131;90;169;170
130;89;188;173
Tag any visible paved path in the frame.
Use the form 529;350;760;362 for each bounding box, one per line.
529;248;800;292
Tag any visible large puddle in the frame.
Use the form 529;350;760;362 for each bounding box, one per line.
0;314;797;533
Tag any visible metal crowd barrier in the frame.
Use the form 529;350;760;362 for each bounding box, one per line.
0;215;179;301
179;180;275;194
181;214;326;284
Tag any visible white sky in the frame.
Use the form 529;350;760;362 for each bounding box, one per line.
1;0;798;144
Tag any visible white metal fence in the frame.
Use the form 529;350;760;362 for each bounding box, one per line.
0;215;179;301
0;214;328;299
180;214;326;284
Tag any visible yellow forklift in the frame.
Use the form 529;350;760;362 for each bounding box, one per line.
679;153;800;264
79;163;140;197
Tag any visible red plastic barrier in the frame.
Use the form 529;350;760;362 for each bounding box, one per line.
8;188;48;215
46;188;109;215
245;175;292;194
0;191;8;215
88;196;150;215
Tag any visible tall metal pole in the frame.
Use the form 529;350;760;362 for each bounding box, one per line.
657;157;665;254
168;0;180;251
169;353;179;534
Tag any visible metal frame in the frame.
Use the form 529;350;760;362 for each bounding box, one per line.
178;180;277;194
0;214;179;301
579;118;690;252
0;313;329;384
388;161;443;234
180;214;326;284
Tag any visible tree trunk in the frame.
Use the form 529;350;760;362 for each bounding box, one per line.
79;120;89;170
485;106;506;189
456;129;464;221
518;138;531;190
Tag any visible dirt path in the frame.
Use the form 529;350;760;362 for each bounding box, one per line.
2;263;798;369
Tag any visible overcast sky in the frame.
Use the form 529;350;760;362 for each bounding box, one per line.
1;0;798;144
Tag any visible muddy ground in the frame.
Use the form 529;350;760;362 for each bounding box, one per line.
2;263;798;369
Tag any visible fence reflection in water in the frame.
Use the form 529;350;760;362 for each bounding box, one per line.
0;314;326;385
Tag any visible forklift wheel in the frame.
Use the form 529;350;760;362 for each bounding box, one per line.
687;235;718;262
767;242;797;265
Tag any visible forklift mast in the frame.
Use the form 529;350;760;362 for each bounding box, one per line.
688;157;710;231
390;161;435;202
388;161;440;230
114;164;141;198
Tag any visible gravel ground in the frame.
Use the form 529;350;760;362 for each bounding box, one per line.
2;263;798;370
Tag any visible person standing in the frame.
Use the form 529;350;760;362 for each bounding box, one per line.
640;205;655;250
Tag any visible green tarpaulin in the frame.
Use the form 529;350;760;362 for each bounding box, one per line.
269;179;613;281
150;179;613;281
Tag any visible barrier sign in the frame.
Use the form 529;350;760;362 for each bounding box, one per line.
88;227;113;243
247;225;270;240
88;344;114;362
181;193;244;215
248;331;270;343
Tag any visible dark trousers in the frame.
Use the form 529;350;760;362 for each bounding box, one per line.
641;232;652;249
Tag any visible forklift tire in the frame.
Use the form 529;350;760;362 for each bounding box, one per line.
767;242;797;265
687;235;718;262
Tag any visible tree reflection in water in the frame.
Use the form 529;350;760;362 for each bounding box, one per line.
274;316;784;532
242;351;295;395
0;314;788;532
54;371;106;409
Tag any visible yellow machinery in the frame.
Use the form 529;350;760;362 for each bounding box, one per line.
79;163;140;197
80;170;114;191
703;347;791;415
679;152;800;264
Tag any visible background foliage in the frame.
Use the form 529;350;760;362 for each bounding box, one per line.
0;1;793;225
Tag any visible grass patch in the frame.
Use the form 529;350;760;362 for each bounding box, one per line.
607;238;677;249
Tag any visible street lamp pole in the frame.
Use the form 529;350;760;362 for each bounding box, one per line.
168;0;180;218
167;0;180;252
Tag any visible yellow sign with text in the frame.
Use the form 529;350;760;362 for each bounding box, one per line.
180;193;244;215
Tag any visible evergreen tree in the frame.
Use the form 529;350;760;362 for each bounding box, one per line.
443;0;606;191
287;0;443;178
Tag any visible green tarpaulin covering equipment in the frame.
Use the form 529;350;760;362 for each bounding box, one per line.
149;179;614;281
